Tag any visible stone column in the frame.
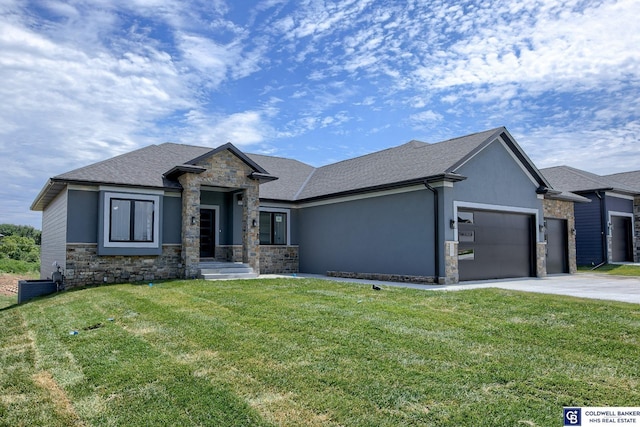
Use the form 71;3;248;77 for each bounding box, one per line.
443;240;459;284
178;174;201;278
242;186;260;273
536;241;547;278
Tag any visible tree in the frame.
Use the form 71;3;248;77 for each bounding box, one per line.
0;235;40;263
0;224;41;245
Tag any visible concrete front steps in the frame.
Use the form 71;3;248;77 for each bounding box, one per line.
198;260;258;280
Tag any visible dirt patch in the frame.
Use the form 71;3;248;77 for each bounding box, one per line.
33;370;85;426
0;274;36;296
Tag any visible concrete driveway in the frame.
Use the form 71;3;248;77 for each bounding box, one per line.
292;273;640;304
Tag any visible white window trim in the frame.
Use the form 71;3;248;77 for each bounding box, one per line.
103;192;160;248
453;201;541;243
200;204;220;246
259;207;291;245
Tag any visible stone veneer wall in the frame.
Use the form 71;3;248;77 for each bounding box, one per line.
536;242;547;278
327;271;438;284
543;198;578;274
178;149;261;278
215;245;243;262
64;244;182;288
260;246;299;274
443;240;458;284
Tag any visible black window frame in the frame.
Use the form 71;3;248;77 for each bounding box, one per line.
109;198;155;243
259;211;287;245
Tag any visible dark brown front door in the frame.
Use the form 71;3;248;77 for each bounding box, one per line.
200;208;216;258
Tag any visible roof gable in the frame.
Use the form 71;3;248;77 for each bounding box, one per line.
540;165;638;195
164;142;277;182
294;127;550;200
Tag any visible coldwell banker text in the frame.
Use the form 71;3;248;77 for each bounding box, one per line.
565;407;640;426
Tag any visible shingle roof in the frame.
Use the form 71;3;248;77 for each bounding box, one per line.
55;143;210;189
32;126;553;209
540;165;638;194
295;128;512;199
245;154;315;200
604;170;640;193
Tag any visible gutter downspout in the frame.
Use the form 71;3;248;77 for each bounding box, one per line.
595;190;607;264
424;182;440;282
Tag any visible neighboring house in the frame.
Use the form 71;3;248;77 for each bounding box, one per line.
603;170;640;263
540;166;638;266
31;127;581;287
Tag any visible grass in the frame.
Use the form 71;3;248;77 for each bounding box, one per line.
0;258;39;274
1;278;639;426
578;263;640;276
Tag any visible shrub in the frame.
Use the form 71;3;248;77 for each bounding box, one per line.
0;258;39;274
0;235;40;263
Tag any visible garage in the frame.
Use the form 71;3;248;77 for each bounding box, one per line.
545;218;569;274
458;209;535;281
611;215;633;262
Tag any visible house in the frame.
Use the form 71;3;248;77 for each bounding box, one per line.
540;166;639;266
604;170;640;263
31;127;581;287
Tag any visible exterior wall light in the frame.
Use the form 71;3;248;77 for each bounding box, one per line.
191;216;196;225
252;219;257;227
449;219;456;229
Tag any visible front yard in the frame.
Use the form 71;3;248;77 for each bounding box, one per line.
1;278;639;426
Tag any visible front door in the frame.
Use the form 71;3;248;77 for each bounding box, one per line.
545;218;569;274
200;208;216;258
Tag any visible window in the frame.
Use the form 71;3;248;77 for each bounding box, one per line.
259;211;287;245
102;191;160;250
110;198;154;242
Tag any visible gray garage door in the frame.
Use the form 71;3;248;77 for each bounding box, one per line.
545;218;569;274
611;215;633;262
458;209;535;281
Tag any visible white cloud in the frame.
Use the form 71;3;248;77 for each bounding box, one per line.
181;109;275;146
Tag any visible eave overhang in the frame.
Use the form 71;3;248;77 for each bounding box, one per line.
163;165;207;180
293;173;466;204
249;172;279;183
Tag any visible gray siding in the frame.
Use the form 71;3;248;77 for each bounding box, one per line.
162;195;182;244
67;189;98;243
298;189;435;276
40;189;68;279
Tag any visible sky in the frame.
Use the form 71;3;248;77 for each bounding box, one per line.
1;0;639;228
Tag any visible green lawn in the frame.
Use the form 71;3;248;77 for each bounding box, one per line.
579;263;640;276
1;278;639;426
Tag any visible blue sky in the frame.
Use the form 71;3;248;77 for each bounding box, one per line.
1;0;639;228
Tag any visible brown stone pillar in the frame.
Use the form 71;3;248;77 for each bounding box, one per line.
179;174;201;278
242;186;260;273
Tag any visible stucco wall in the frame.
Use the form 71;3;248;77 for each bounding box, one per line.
298;188;435;276
448;138;545;238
